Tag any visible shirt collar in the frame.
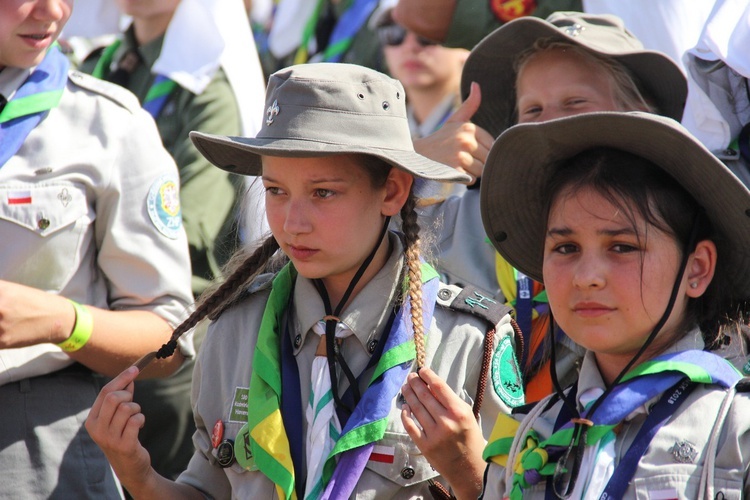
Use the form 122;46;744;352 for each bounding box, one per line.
292;232;404;353
0;66;33;102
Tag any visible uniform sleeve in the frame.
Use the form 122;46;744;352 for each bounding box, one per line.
94;104;193;329
169;68;245;296
444;0;583;50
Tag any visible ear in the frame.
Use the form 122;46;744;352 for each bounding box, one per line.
685;239;717;298
381;168;413;216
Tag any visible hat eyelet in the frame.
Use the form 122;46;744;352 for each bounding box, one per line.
745;209;750;218
495;231;508;242
382;101;390;110
357;93;365;100
396;91;401;99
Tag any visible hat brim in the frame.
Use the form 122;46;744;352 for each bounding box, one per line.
480;112;750;299
461;17;687;138
190;131;472;183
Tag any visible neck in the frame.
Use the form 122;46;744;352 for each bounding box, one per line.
408;86;454;124
594;331;680;386
132;12;174;46
321;234;392;311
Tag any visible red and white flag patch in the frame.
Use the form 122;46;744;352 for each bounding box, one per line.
369;445;395;464
7;190;32;205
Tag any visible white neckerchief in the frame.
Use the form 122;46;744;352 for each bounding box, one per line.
304;320;354;499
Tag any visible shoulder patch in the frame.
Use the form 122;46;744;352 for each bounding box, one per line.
438;283;511;326
147;174;182;239
491;335;525;408
67;70;141;112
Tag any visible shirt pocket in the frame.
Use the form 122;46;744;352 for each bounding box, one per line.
0;183;91;290
363;430;441;488
632;466;743;500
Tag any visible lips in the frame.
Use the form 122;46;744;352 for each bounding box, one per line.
573;302;614;318
287;244;319;261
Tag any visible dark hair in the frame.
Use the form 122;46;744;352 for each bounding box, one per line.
543;147;742;348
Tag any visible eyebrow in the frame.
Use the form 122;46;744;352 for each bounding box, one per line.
262;175;348;184
547;226;638;237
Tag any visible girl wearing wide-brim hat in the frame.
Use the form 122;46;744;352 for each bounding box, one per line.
481;111;750;499
85;63;522;499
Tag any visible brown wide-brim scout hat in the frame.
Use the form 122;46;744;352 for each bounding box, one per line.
461;12;687;138
190;63;470;183
480;111;750;299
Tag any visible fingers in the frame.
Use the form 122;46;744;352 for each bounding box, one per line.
401;373;439;430
89;366;139;417
414;368;465;410
401;404;425;443
448;82;482;124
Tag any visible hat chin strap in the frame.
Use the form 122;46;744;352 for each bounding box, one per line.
548;211;702;499
312;216;392;414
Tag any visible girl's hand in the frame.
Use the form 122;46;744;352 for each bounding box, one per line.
85;366;153;489
400;367;488;500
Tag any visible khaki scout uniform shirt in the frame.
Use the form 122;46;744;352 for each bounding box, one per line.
0;67;194;385
483;334;750;499
80;28;244;296
179;235;521;499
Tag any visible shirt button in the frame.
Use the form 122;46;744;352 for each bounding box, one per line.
400;466;415;480
437;288;452;301
37;218;50;230
294;334;302;348
367;339;378;354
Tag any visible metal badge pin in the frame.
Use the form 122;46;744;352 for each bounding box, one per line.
562;23;585;37
670;440;697;464
266;99;280;125
216;439;236;468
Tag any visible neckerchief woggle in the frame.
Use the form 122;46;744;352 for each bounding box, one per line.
294;0;379;64
0;45;68;167
483;349;741;500
91;39;178;119
237;260;440;499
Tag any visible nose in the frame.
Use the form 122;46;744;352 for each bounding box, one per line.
32;0;68;21
571;252;606;289
283;199;312;236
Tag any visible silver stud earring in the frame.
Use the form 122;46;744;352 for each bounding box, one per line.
689;282;698;289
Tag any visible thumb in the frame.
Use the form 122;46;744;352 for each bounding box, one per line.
447;81;482;124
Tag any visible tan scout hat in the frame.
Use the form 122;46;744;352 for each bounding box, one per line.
460;12;687;138
480;111;750;298
191;63;470;183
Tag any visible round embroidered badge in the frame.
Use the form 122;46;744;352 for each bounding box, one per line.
491;335;524;408
147;174;182;239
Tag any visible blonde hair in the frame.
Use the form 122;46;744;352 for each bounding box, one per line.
154;156;428;366
514;38;657;116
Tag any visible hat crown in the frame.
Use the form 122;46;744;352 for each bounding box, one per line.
546;11;644;53
257;63;414;151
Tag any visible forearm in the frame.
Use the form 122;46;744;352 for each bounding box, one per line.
121;468;205;500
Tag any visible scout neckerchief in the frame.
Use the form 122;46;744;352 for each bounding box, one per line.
0;46;68;167
236;261;440;499
91;39;178;119
483;350;741;500
293;0;379;64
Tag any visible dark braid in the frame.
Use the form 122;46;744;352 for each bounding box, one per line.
401;188;426;368
148;236;281;363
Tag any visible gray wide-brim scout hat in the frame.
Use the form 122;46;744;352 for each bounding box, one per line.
460;12;687;138
190;63;470;183
480;111;750;299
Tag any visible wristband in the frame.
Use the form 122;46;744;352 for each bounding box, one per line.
57;300;93;352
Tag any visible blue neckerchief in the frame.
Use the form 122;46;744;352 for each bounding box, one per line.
321;0;379;63
0;46;68;167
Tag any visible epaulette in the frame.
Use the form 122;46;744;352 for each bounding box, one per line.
436;282;512;327
67;70;141;112
208;273;275;321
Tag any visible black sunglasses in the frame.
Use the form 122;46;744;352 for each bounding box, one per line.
377;24;439;47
